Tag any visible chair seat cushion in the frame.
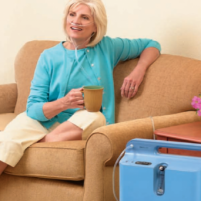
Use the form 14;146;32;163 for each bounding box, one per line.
5;140;86;181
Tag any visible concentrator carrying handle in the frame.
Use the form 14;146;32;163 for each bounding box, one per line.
126;138;201;155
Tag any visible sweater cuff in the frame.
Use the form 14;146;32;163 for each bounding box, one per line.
26;102;49;122
146;41;161;52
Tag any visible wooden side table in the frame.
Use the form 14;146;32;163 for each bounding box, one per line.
154;121;201;157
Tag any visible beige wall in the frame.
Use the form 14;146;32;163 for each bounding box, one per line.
1;0;201;84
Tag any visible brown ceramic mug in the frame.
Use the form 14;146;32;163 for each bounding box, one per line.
82;86;104;112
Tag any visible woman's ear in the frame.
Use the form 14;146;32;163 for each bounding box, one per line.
93;24;97;33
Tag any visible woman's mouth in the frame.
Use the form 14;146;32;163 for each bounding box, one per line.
71;27;82;31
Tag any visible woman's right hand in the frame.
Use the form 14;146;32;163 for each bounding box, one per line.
61;88;84;110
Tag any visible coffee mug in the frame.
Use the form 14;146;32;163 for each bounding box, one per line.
82;85;104;112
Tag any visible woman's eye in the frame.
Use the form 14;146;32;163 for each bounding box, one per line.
83;16;89;20
69;13;75;17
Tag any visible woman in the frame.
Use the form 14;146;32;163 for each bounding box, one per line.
0;0;161;174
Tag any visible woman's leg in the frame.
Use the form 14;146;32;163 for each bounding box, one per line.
40;121;82;142
0;112;48;169
0;161;7;175
40;110;106;142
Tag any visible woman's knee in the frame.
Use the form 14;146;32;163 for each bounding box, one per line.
81;111;106;140
90;111;106;127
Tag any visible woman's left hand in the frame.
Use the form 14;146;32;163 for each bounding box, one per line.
120;47;160;99
120;67;146;99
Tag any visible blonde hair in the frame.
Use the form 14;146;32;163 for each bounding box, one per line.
63;0;107;47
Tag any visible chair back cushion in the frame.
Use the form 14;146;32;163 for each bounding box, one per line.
14;41;59;114
114;54;201;122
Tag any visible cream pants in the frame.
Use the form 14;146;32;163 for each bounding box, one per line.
0;110;106;167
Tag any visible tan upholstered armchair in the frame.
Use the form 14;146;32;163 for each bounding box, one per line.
0;41;201;201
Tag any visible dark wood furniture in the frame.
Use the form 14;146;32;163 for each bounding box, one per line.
154;121;201;157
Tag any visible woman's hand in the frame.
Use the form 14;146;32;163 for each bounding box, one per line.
120;47;160;99
61;88;84;110
120;67;145;99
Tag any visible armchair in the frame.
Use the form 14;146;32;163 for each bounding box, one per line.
0;41;201;201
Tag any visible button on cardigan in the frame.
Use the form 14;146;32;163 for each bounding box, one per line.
26;36;161;129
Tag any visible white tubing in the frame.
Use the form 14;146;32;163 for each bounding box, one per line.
150;116;156;140
113;144;134;201
70;21;93;27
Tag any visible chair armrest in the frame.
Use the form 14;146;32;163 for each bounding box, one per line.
0;83;17;113
83;111;200;201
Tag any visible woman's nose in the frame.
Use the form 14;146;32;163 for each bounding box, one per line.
73;16;82;24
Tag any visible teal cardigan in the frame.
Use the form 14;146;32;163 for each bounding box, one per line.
26;36;161;129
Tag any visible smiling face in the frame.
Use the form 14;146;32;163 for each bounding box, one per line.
66;4;97;44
